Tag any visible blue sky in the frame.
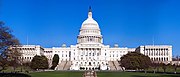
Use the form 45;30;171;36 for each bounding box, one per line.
1;0;180;56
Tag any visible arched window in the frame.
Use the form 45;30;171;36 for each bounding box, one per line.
89;62;91;65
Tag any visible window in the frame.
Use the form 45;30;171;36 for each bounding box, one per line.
90;38;92;41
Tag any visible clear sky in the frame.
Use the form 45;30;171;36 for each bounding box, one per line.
1;0;180;56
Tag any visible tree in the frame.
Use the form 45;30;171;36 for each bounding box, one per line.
40;55;49;70
7;46;22;71
0;21;21;71
23;62;31;73
173;64;178;74
51;54;59;69
161;63;167;73
172;55;179;74
0;55;8;71
30;55;40;70
151;62;160;73
30;55;49;70
120;52;152;71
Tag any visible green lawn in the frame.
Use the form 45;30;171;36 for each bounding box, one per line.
29;71;180;77
97;71;179;77
30;71;83;77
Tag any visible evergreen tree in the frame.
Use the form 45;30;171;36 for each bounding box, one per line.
120;52;152;70
30;55;49;70
40;55;49;70
30;55;41;70
51;54;59;69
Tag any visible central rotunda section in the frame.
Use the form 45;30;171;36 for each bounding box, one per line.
70;7;109;70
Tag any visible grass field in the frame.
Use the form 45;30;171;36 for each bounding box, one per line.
30;71;83;77
29;71;180;77
2;66;180;77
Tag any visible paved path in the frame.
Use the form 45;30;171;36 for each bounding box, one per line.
83;71;97;77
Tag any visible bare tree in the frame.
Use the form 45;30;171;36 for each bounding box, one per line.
0;21;21;71
174;55;179;74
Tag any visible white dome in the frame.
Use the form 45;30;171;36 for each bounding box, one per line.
81;18;99;29
81;10;100;30
77;7;103;44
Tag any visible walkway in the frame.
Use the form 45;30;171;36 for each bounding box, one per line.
83;71;97;77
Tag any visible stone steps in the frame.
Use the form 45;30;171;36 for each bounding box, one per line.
57;61;66;70
63;61;71;70
108;61;116;70
113;61;122;70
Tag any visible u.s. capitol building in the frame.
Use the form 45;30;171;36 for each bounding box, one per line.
15;8;172;70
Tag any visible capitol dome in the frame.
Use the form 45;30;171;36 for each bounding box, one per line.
77;7;103;44
81;7;100;30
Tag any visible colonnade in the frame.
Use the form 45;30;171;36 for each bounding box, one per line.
78;36;102;43
145;48;170;61
78;48;101;57
145;48;169;56
73;48;107;70
150;57;168;61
